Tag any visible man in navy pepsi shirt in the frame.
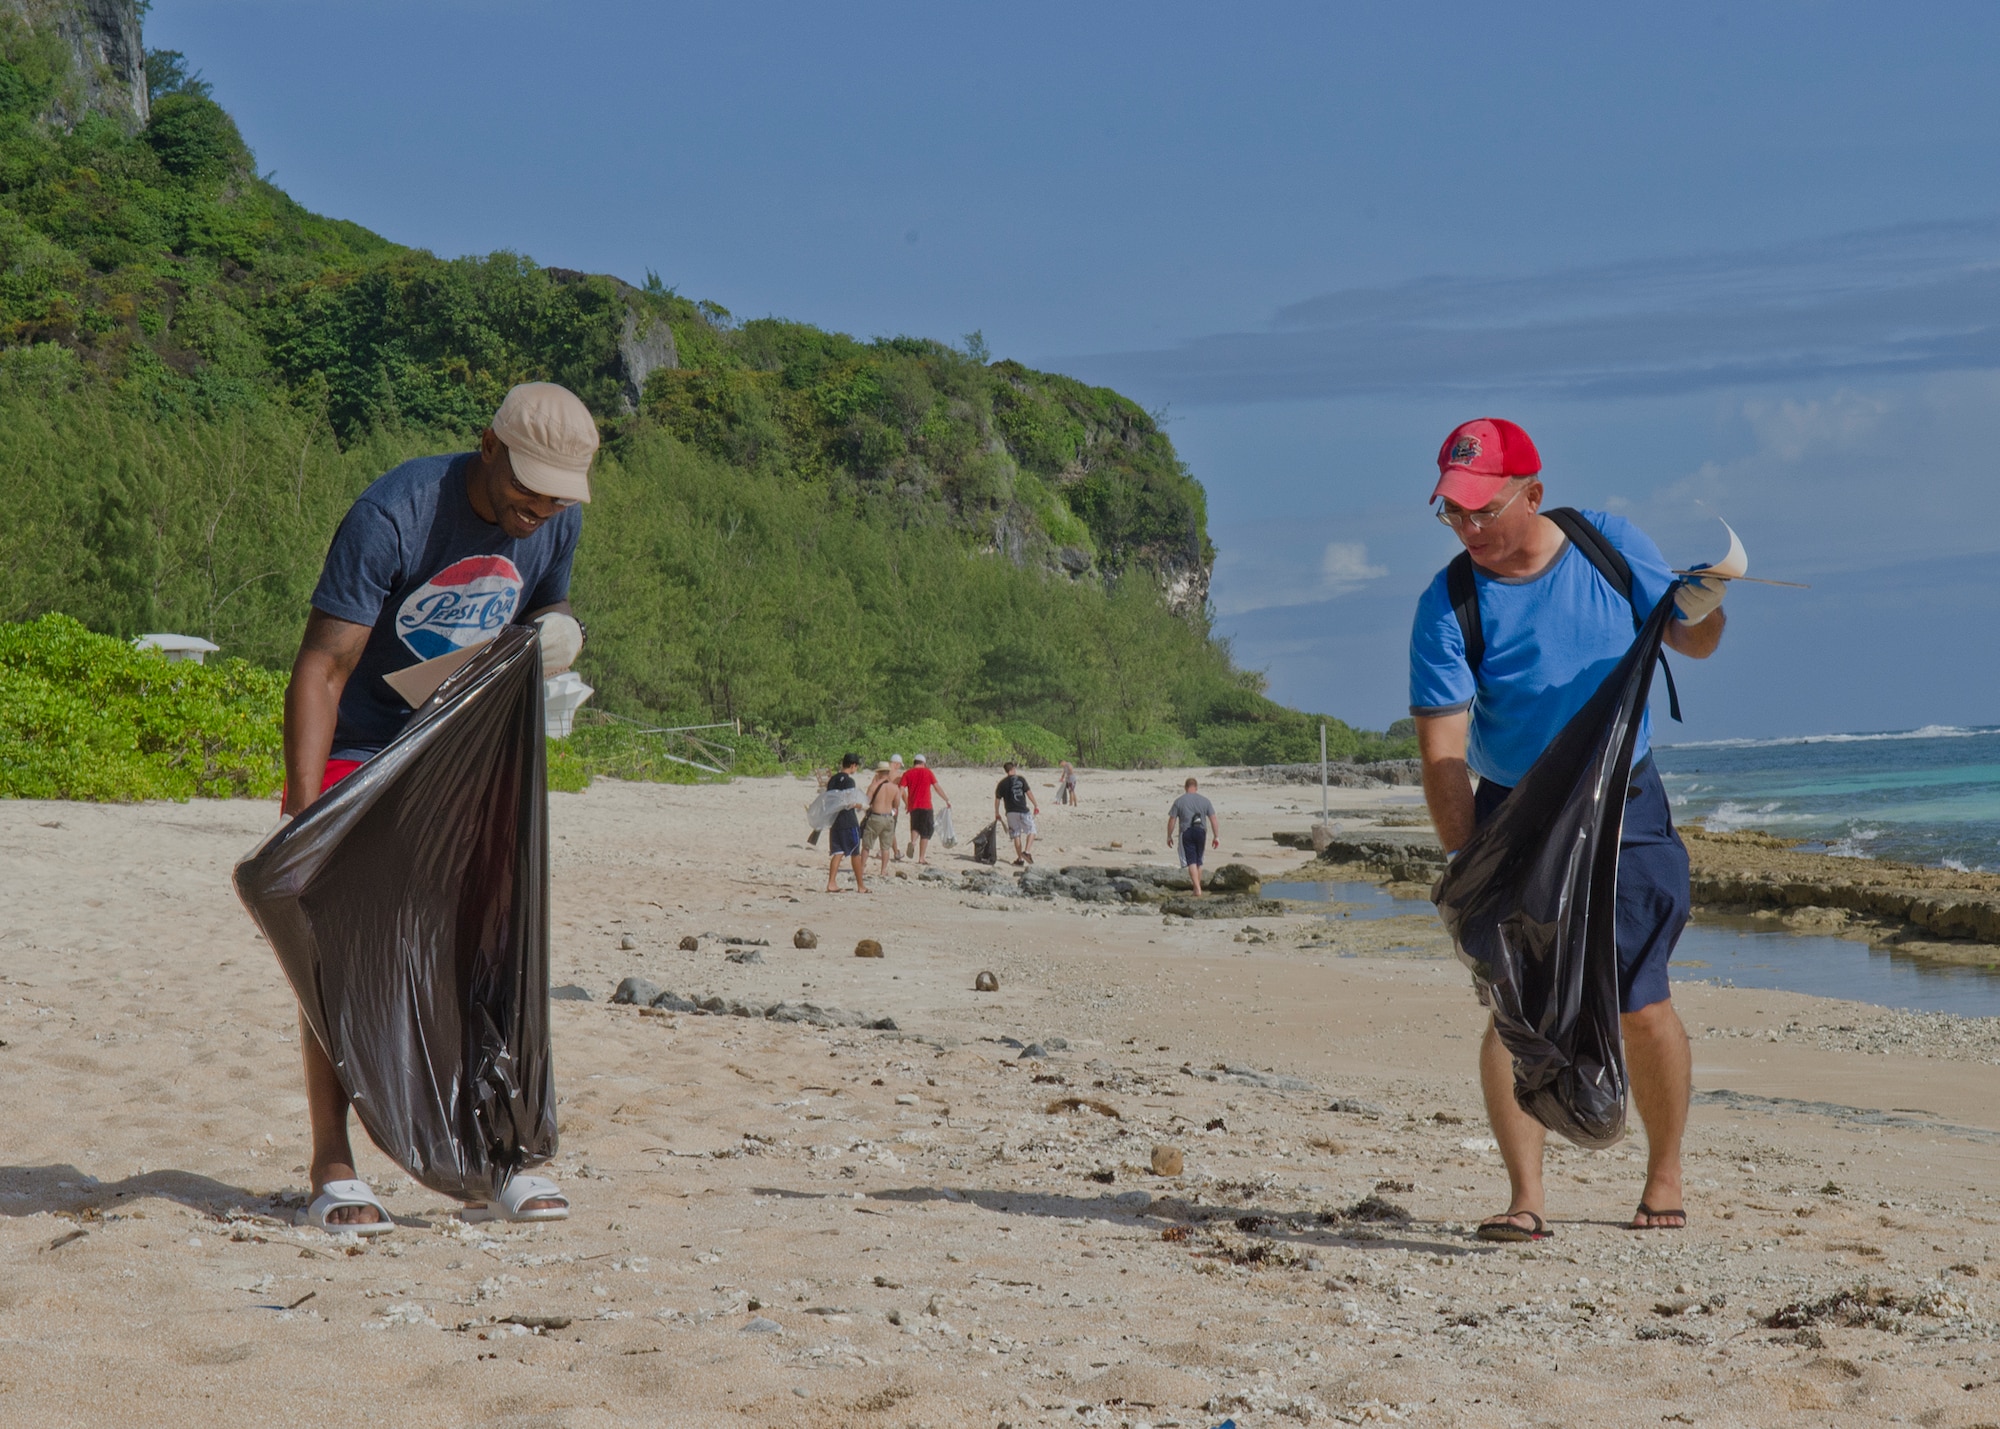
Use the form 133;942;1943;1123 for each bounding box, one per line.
1410;418;1728;1243
279;382;597;1232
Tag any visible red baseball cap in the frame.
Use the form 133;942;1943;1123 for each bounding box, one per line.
1432;418;1541;508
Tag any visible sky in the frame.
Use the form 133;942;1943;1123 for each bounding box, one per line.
148;0;2000;741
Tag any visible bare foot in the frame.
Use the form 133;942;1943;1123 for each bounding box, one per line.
322;1202;386;1226
1631;1201;1687;1230
1476;1210;1552;1242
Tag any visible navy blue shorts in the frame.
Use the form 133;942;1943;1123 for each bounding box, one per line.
1181;825;1208;868
1473;760;1689;1013
828;821;862;857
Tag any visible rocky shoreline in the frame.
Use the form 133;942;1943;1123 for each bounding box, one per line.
1682;828;2000;961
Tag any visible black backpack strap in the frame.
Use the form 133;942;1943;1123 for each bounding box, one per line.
1446;552;1483;674
1545;506;1682;722
1545;507;1635;611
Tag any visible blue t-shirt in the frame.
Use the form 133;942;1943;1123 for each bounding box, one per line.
312;453;582;759
1408;511;1674;788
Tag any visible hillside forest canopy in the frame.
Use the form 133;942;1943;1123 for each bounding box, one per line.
0;18;1412;792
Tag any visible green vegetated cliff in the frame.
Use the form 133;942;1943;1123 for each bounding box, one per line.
0;6;1410;792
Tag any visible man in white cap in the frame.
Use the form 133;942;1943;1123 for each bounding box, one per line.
277;381;597;1233
899;754;949;865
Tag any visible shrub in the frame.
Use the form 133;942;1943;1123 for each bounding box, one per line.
0;613;285;799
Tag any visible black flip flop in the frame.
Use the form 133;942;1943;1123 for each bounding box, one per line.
1476;1211;1552;1243
1632;1202;1687;1230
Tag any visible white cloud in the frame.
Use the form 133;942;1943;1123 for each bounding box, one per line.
1320;541;1388;589
1210;536;1389;616
1640;371;2000;578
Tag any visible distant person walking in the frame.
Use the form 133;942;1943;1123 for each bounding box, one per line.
1057;760;1079;807
863;760;901;878
1166;778;1222;895
888;754;908;861
824;754;867;893
900;754;950;865
994;761;1040;865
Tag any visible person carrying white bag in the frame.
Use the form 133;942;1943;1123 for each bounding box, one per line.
898;754;952;864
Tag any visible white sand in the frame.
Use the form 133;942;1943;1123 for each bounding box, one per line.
3;767;1998;1427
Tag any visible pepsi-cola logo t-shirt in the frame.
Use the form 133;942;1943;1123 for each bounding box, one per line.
311;452;581;758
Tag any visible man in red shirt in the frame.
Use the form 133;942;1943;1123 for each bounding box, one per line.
899;755;952;865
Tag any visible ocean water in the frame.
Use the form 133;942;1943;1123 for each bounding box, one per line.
1653;724;2000;871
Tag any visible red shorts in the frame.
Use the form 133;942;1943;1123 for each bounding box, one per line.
281;757;365;805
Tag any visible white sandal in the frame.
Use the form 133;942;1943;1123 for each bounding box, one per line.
300;1178;396;1236
460;1173;569;1224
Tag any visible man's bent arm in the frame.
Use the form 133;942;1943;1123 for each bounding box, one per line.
282;610;371;817
1416;711;1476;858
1663;606;1724;659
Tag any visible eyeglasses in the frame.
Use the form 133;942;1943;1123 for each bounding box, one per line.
508;467;580;510
1435;484;1526;532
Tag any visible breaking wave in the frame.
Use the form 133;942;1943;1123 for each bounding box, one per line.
1665;724;1997;751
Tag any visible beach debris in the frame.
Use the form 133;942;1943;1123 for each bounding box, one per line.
725;948;764;965
854;939;884;958
612;977;662;1006
1328;1097;1386;1117
1763;1284;1968;1333
1151;1145;1184;1177
709;933;771;946
1323;1195;1411;1226
678;935;700;951
500;1313;572;1331
1206;1118;1227;1132
1183;1063;1314;1093
974;970;999;991
742;1316;784;1334
794;928;818;949
286;1291;317;1310
1045;1095;1121;1119
1087;1169;1115;1184
550;984;592;1001
1374;1178;1414;1193
643;988;895;1030
44;1229;87;1252
619;933;637;950
1161;1224;1193;1243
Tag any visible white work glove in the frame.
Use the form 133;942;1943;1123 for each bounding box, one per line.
1673;520;1747;626
534;611;584;676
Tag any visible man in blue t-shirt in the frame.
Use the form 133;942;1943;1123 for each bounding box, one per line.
278;382;599;1234
1409;417;1729;1243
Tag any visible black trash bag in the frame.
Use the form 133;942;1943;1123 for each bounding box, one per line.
1433;585;1682;1149
234;624;557;1202
972;820;999;865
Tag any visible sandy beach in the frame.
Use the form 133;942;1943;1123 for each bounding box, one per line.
5;767;2000;1428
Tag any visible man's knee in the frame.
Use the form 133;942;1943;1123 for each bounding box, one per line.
1620;997;1685;1040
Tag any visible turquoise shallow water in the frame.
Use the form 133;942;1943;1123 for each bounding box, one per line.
1654;725;2000;870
